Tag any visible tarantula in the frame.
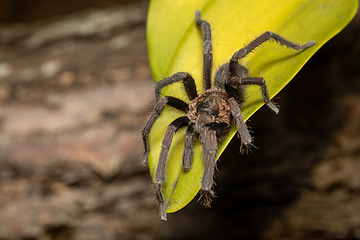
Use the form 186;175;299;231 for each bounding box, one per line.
142;10;315;220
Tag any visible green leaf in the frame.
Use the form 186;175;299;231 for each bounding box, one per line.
146;0;358;214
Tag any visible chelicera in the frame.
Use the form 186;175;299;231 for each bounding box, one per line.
142;10;315;220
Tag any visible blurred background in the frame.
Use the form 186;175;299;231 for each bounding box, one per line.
0;0;359;239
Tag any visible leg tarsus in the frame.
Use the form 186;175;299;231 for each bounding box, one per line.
301;40;316;49
195;11;211;41
155;183;167;221
259;31;315;51
195;10;201;26
195;10;213;91
241;77;280;114
199;189;215;208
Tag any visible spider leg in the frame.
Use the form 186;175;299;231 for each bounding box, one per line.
155;116;190;221
228;77;279;114
155;72;198;102
197;122;230;206
213;63;230;91
183;123;195;172
242;77;279;113
155;183;166;221
227;97;252;146
142;96;189;165
195;10;213;91
200;128;218;192
230;31;315;76
185;122;228;174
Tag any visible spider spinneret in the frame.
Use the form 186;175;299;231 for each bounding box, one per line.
142;10;315;221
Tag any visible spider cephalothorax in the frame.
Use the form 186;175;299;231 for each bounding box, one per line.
142;10;315;220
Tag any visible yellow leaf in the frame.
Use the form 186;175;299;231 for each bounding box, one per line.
146;0;358;215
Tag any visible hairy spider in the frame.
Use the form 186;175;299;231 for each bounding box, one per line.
142;10;315;220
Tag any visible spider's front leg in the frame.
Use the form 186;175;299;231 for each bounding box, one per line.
228;33;315;114
229;31;315;72
142;96;188;165
155;72;198;102
195;10;213;91
200;129;218;193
